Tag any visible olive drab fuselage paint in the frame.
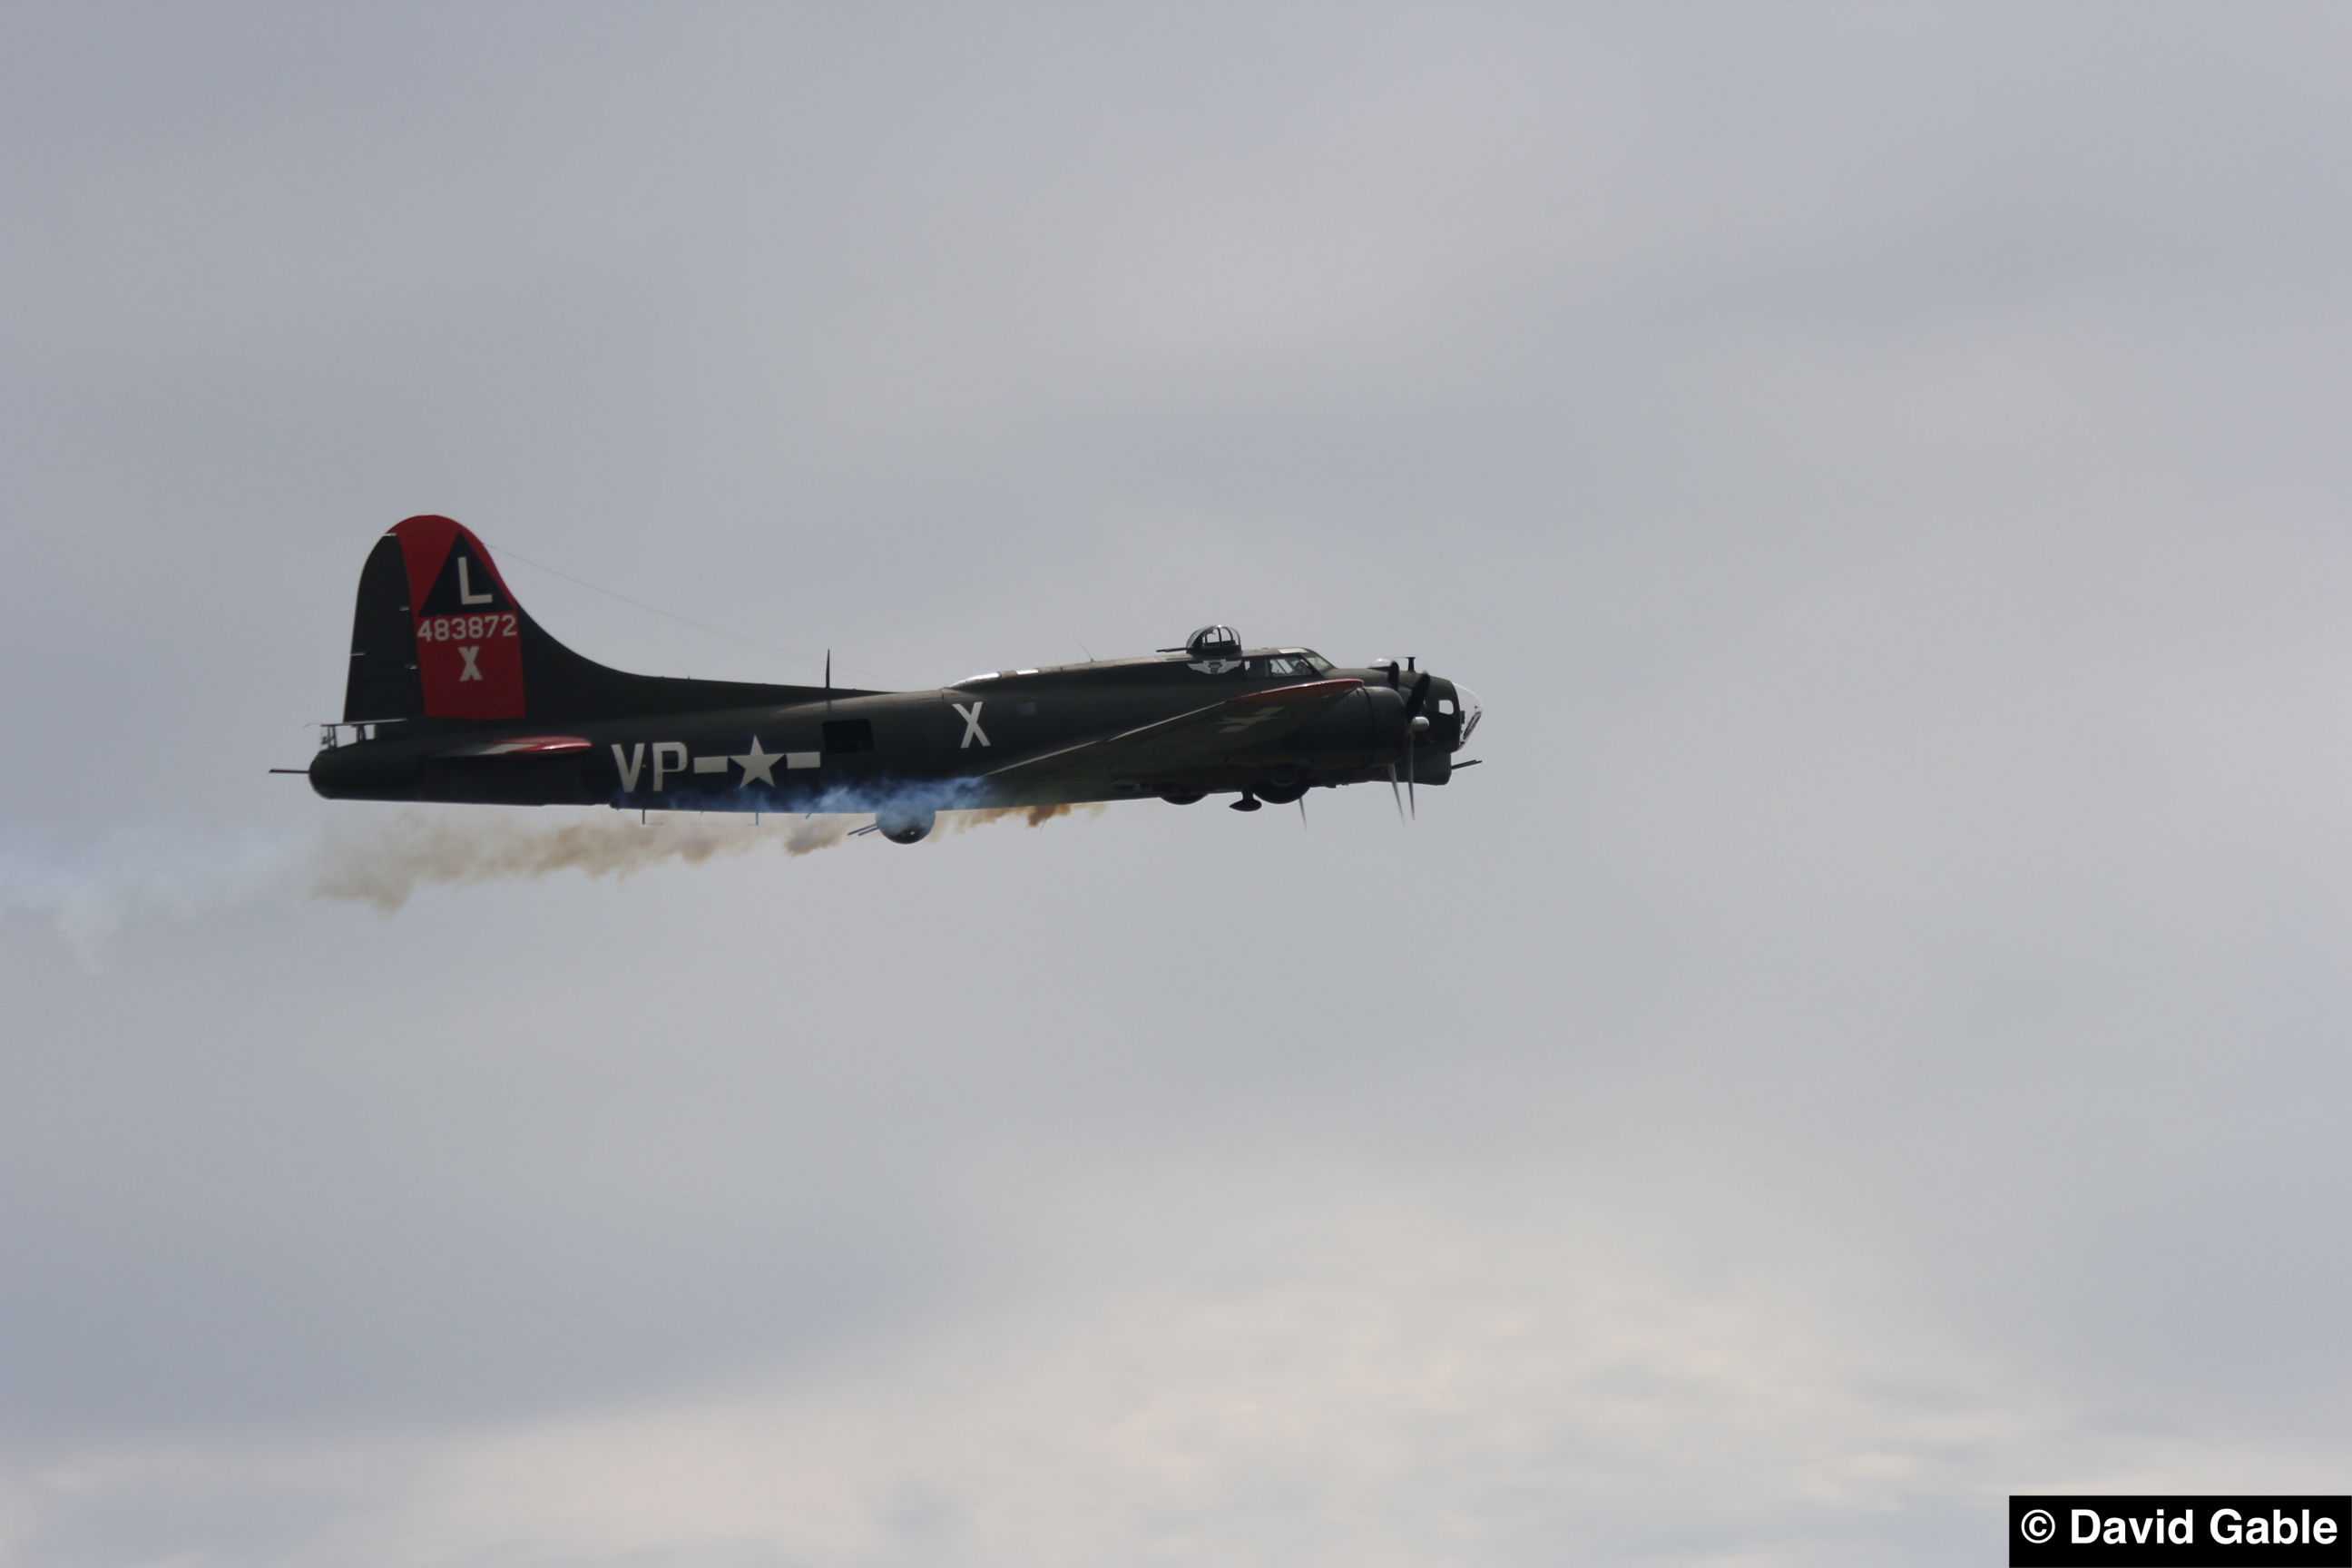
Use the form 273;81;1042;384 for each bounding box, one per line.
309;517;1483;838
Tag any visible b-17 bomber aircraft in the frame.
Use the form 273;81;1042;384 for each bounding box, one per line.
305;515;1482;842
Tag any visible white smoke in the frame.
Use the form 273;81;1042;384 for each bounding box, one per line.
0;825;307;973
3;804;1103;965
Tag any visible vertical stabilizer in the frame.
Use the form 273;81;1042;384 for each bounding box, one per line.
342;532;424;721
337;514;857;727
343;514;525;721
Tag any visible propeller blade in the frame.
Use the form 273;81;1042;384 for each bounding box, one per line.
1393;672;1429;825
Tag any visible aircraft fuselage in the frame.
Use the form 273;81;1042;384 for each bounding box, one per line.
306;516;1480;838
312;652;1468;812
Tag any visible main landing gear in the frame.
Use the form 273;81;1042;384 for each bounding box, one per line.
1161;784;1308;811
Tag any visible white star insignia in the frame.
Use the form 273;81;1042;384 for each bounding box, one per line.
732;737;782;787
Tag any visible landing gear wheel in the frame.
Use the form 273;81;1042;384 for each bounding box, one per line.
1255;782;1308;805
1161;790;1205;806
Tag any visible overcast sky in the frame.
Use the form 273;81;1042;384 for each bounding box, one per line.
3;5;2347;1564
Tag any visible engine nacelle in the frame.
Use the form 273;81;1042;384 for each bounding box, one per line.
876;804;936;844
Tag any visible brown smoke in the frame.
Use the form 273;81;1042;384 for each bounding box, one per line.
312;803;1098;914
941;801;1105;833
314;811;841;913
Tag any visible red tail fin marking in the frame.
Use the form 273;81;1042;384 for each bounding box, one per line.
390;514;527;720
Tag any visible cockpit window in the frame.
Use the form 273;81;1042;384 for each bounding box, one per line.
1251;653;1327;678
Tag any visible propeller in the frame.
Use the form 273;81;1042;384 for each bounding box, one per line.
1391;670;1433;823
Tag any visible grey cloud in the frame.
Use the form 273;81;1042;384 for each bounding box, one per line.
2;4;2347;1563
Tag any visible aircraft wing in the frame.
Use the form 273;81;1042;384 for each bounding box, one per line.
986;678;1362;794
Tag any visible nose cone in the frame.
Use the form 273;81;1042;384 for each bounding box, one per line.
1418;677;1480;753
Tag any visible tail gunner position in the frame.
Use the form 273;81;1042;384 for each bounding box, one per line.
307;515;1482;842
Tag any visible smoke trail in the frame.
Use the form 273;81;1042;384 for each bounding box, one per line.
313;810;852;915
5;799;1104;963
0;825;306;973
942;801;1107;833
313;799;1102;915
